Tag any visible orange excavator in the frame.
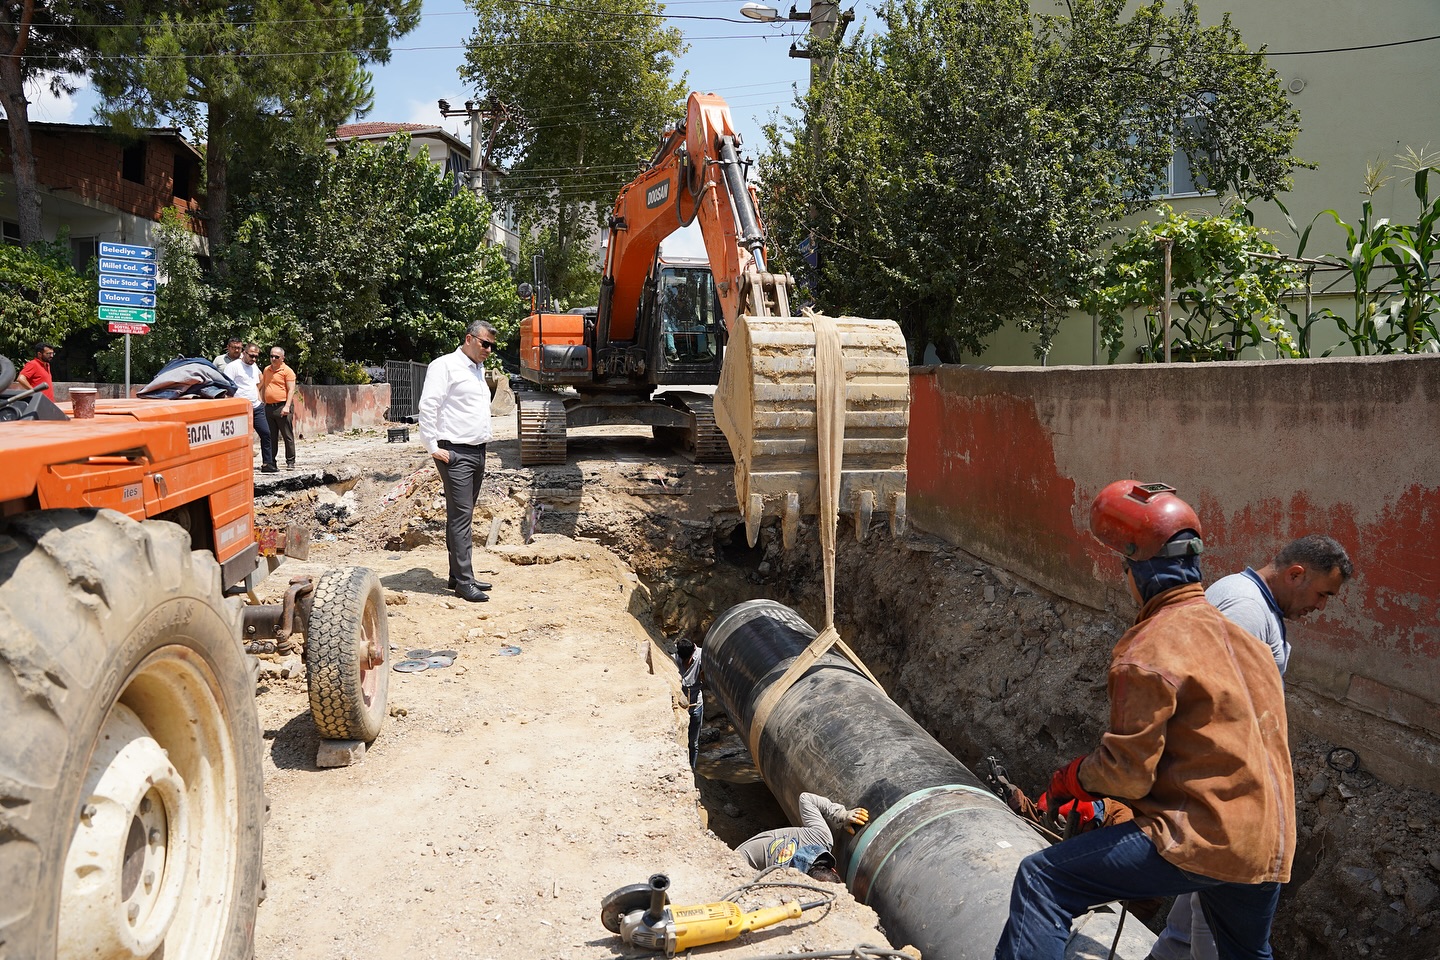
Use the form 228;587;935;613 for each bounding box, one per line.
516;92;910;544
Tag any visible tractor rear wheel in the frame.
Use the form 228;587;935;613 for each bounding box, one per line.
0;508;264;959
304;566;389;742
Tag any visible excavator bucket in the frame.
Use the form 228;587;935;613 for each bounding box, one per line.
714;314;909;548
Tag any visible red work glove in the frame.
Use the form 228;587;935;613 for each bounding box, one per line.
1047;756;1096;804
1036;792;1100;828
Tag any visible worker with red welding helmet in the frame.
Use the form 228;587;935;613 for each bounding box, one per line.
993;481;1295;960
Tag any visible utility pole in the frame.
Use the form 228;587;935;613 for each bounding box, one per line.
787;1;853;84
437;97;508;200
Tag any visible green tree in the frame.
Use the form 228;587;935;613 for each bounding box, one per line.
226;135;516;379
0;237;94;364
1084;204;1301;362
757;0;1302;361
0;1;107;245
460;0;686;304
86;0;420;262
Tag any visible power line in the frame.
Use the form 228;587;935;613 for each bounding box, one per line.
42;0;762;31
1258;33;1440;56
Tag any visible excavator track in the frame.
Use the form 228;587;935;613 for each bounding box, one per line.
666;393;733;464
516;393;568;466
715;314;910;548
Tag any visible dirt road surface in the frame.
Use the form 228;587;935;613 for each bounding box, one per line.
248;419;891;960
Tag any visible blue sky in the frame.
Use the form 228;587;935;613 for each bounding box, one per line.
25;1;871;167
367;0;860;161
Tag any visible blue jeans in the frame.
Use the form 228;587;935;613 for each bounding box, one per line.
1151;892;1219;960
251;404;275;468
993;822;1281;960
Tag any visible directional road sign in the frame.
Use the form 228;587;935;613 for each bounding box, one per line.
107;321;151;335
99;274;157;293
99;305;156;324
99;257;157;277
99;241;156;261
99;289;157;308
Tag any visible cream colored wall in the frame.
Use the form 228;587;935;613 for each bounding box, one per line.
958;0;1440;365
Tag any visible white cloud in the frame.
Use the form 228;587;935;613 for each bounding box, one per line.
405;97;468;139
23;73;91;124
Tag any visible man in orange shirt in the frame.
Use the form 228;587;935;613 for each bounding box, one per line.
261;346;298;469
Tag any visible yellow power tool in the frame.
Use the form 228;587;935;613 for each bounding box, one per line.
601;873;826;956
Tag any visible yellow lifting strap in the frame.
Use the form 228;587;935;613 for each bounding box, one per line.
747;311;885;766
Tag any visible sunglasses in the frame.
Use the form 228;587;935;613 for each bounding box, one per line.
270;353;283;358
471;337;497;350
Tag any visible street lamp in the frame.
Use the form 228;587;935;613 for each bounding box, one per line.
739;3;782;21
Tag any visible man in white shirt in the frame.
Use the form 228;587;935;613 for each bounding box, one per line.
673;638;704;769
224;342;276;473
418;321;497;602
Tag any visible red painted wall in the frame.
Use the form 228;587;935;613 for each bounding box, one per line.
909;355;1440;788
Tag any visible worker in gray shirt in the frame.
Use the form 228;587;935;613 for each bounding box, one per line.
737;792;869;882
1148;534;1353;960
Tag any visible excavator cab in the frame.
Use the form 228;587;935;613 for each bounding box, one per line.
655;267;721;368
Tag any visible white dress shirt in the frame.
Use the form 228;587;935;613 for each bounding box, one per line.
225;359;263;407
418;346;494;454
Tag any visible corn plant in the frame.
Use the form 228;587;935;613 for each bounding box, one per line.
1277;158;1440;355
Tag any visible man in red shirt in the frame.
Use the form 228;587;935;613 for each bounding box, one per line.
18;343;56;401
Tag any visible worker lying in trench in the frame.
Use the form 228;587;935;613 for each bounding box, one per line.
735;792;869;883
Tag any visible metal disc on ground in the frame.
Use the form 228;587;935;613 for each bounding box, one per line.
394;659;429;673
406;649;432;659
425;655;455;669
432;649;458;659
497;645;522;657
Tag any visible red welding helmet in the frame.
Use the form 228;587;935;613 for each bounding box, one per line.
1090;481;1203;560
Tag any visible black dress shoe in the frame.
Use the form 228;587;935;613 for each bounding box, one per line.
455;584;489;602
448;578;492;591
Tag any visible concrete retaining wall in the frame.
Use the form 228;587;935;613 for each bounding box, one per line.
53;382;392;437
908;355;1440;791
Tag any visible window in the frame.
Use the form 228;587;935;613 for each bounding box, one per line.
445;151;471;196
1159;114;1213;197
71;236;99;272
122;142;147;184
2;221;19;246
173;152;197;200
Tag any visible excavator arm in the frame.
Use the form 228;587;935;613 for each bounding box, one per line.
601;92;910;547
599;93;792;344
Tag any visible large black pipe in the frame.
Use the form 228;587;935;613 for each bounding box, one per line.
704;600;1154;960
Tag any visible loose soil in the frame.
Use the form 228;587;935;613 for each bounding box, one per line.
249;413;1439;960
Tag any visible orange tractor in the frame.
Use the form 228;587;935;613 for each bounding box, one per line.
0;356;389;959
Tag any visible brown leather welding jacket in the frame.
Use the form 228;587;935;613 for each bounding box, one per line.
1078;582;1296;884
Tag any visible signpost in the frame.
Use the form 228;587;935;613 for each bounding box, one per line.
97;242;156;395
107;322;152;335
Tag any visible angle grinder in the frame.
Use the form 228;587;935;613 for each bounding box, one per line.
600;873;827;956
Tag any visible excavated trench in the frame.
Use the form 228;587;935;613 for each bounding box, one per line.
297;448;1440;960
567;492;1440;960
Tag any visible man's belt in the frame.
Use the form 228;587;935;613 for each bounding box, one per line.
439;439;487;452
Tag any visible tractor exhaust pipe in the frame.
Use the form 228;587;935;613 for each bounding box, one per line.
703;600;1155;960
